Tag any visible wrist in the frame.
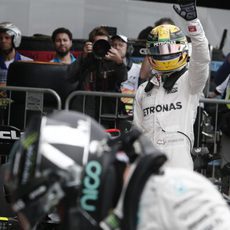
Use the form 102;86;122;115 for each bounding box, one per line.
116;59;124;65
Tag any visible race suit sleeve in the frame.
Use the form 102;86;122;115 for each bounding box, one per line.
186;18;211;95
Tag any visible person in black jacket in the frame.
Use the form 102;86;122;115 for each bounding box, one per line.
67;26;127;128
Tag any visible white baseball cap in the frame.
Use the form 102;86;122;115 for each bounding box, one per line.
111;34;128;43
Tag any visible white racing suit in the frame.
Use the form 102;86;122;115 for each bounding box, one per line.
137;167;230;230
133;19;210;170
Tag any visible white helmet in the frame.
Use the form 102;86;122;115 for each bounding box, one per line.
0;22;21;47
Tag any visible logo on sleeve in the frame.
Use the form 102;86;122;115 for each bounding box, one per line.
188;25;197;32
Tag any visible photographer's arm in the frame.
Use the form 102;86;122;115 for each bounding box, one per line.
105;47;127;83
82;41;93;58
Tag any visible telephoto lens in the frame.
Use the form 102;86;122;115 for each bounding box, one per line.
93;39;111;59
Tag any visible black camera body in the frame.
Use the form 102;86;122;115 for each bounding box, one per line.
93;39;111;59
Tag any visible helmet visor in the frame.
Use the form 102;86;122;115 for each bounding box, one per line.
151;53;182;61
148;42;187;55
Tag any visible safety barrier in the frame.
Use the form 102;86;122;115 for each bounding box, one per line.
191;97;230;194
64;91;229;139
0;86;62;163
0;86;61;125
65;91;135;130
65;90;230;192
1;88;230;193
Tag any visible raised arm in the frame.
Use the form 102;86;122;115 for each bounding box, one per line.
174;0;210;94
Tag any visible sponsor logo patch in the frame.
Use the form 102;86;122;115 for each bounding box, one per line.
143;102;182;116
188;25;197;32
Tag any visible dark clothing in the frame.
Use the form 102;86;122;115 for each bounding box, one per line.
67;53;127;92
214;53;230;86
67;53;127;128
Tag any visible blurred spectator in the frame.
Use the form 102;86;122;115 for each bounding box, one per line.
111;34;141;115
137;26;153;40
209;53;230;99
154;17;175;27
67;26;127;127
209;73;230;176
0;22;32;89
214;53;230;89
209;74;230;99
50;27;76;64
68;26;126;92
137;17;175;40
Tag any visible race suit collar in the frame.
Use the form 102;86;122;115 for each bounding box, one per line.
163;67;187;91
144;67;187;93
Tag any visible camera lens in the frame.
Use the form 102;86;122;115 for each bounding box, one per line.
93;39;111;59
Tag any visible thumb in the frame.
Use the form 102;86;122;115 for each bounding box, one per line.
173;4;181;15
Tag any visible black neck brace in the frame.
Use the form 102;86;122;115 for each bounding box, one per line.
144;67;187;93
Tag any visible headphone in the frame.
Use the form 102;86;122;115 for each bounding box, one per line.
126;42;134;57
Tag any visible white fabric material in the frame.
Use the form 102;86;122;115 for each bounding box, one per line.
137;167;230;230
4;55;32;69
4;59;14;69
216;74;230;96
111;34;128;43
121;62;141;92
18;55;33;61
133;19;210;170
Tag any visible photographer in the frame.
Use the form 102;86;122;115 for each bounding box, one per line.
67;26;127;127
67;26;127;92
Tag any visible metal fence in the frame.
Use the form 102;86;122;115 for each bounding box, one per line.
64;91;230;192
0;86;62;163
65;91;135;130
1;88;230;193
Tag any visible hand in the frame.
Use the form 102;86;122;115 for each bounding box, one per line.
105;47;123;65
100;212;121;230
83;41;93;57
173;0;197;21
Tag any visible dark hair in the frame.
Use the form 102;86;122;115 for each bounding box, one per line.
137;26;153;40
88;26;110;43
154;17;175;27
51;27;73;42
137;18;175;40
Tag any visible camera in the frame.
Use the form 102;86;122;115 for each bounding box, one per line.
93;39;111;59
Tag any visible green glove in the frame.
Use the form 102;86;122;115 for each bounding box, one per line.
99;212;121;230
173;0;197;21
